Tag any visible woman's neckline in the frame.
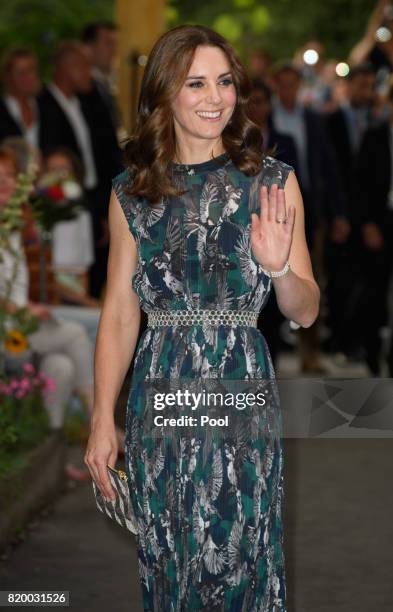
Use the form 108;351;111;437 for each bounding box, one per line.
170;151;231;174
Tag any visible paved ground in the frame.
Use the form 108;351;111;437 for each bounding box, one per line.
0;473;142;611
1;353;393;611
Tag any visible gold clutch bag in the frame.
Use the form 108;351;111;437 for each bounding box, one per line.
92;464;138;535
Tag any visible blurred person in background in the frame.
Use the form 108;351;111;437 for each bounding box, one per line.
353;75;393;375
3;137;101;342
248;78;298;169
81;20;127;143
318;60;350;112
248;48;273;83
37;41;99;214
349;0;393;95
325;63;380;359
248;78;298;365
42;147;97;308
1;134;41;174
0;47;41;147
0;145;100;480
270;61;350;372
38;40;122;299
0;144;126;462
41;147;103;348
328;64;379;160
293;40;333;111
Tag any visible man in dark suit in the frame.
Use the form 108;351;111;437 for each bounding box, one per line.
270;61;350;372
248;78;298;170
0;97;21;141
81;21;126;143
326;64;379;357
38;40;123;298
0;47;41;147
271;62;349;246
327;64;377;203
353;85;393;375
247;78;299;366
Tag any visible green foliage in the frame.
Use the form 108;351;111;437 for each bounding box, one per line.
0;0;378;76
0;392;50;460
29;195;83;233
0;0;114;82
0;167;37;251
8;307;40;337
63;403;89;445
62;393;89;446
0;163;40;354
167;0;377;63
0;363;54;476
0;451;28;503
213;15;243;43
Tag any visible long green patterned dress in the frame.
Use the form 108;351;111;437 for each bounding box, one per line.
112;152;293;611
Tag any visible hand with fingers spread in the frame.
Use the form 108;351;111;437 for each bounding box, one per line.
250;183;296;273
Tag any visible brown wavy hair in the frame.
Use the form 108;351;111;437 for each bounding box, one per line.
123;25;264;205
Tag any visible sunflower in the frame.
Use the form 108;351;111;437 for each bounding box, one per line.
4;329;29;353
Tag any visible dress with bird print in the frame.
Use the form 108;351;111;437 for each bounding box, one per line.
112;151;294;611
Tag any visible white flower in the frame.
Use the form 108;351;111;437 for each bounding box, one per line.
62;180;82;200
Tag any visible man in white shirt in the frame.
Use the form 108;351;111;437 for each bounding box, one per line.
38;41;122;298
39;42;97;189
47;80;98;190
0;47;41;148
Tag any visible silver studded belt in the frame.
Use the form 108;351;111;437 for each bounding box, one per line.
147;309;259;328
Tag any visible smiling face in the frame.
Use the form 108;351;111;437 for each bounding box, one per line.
170;45;237;154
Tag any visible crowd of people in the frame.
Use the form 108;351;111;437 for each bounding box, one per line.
247;0;393;377
1;5;393;478
0;21;126;480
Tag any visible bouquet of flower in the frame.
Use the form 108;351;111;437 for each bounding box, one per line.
29;170;88;233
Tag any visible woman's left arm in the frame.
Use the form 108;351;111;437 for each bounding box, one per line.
270;171;320;328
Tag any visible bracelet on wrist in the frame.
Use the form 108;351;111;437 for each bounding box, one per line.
261;260;291;278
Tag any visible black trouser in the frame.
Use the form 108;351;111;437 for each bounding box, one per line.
323;231;366;355
357;213;393;374
86;186;110;299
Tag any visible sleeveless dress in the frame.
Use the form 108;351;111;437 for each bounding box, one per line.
112;152;293;612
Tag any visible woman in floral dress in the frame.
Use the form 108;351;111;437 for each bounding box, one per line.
85;25;319;611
